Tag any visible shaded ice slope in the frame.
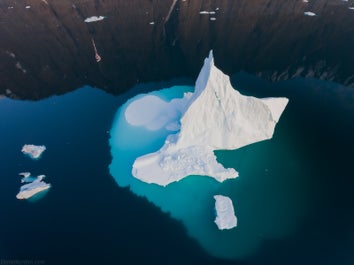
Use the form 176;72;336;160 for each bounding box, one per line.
178;52;288;150
132;52;288;186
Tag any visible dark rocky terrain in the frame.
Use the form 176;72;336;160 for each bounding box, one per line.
1;0;354;99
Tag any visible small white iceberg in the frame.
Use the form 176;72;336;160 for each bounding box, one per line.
214;195;237;230
16;174;51;200
199;11;216;15
304;11;316;16
84;16;106;23
21;144;46;159
19;172;35;183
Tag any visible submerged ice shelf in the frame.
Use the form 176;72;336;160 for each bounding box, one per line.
131;51;288;186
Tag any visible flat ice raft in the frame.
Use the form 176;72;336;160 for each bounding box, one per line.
214;195;237;230
21;144;46;159
132;51;288;186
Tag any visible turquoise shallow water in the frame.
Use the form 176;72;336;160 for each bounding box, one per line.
109;85;312;259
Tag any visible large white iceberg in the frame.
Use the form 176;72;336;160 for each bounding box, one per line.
131;52;288;186
214;195;237;230
132;51;288;186
16;174;51;200
21;144;46;159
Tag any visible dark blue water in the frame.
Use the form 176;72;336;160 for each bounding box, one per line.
1;73;354;265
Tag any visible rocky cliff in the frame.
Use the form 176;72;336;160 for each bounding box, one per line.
1;0;353;99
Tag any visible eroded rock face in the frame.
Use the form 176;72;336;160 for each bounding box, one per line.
1;0;353;99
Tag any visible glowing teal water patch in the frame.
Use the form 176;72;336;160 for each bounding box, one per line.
27;188;50;203
109;85;310;259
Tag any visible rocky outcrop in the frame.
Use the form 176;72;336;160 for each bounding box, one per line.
1;0;353;99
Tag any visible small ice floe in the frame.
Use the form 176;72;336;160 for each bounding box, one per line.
210;17;216;21
15;62;27;74
25;6;31;9
200;11;217;15
149;21;155;25
21;144;46;160
18;172;34;183
304;11;316;16
84;16;106;23
19;172;31;178
16;174;51;200
214;195;237;230
199;10;217;18
6;51;15;58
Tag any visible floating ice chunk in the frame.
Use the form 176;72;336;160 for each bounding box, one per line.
15;62;27;74
132;51;288;186
16;175;51;200
21;144;46;159
19;172;31;178
304;11;316;16
84;16;106;23
214;195;237;230
18;172;36;183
